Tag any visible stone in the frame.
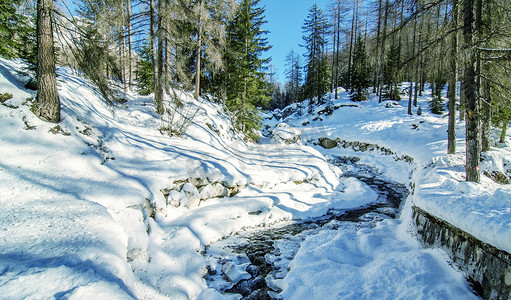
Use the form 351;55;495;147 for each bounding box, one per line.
168;190;182;207
319;137;338;149
180;182;201;208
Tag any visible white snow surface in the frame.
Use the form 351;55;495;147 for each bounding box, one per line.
0;57;509;299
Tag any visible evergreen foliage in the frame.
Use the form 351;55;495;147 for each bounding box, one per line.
0;0;29;58
350;36;371;102
429;75;446;115
302;4;330;107
223;0;271;141
135;42;154;96
382;40;401;101
284;50;303;104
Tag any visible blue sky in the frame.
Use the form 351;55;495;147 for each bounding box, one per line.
260;0;331;83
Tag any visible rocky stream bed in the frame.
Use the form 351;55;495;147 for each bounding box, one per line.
203;157;410;299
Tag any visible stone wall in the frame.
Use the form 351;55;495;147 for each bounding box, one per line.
413;206;511;300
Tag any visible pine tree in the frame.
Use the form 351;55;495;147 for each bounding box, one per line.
0;0;29;58
31;0;60;123
350;35;371;102
284;50;303;103
223;0;271;141
302;4;330;107
382;39;400;101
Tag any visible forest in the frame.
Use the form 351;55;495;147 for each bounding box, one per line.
1;0;511;183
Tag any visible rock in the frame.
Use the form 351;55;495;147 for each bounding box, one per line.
319;137;338;149
180;182;201;208
168;190;182;207
272;123;302;145
222;261;251;283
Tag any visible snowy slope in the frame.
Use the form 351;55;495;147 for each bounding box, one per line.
0;58;375;299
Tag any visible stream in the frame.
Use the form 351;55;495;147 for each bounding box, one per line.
203;156;409;299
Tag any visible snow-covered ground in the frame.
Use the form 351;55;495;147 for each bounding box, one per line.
0;57;509;299
267;87;511;255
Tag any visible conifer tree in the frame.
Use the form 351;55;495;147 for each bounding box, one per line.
223;0;270;141
284;50;303;103
350;35;371;102
382;39;401;101
0;0;29;58
302;4;330;107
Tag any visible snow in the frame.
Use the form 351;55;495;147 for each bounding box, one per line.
1;56;509;299
278;219;477;300
272;87;511;255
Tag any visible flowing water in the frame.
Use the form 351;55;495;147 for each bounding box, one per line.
204;157;409;299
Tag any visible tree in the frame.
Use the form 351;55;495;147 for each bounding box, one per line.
31;0;60;123
0;0;29;58
223;0;271;141
447;0;459;154
350;35;371;101
382;39;401;101
284;50;303;103
302;4;330;106
463;0;480;182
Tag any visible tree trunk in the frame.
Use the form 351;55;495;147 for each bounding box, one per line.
195;0;203;100
150;0;158;88
154;0;164;114
347;1;356;90
373;0;383;94
447;0;458;154
481;80;492;152
334;2;341;99
127;0;133;91
500;120;508;144
378;0;389;102
463;0;480;182
32;0;60;123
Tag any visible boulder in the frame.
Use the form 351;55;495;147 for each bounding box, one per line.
319;137;338;149
272;123;302;145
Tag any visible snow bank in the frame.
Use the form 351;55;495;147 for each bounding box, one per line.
278;219;477;299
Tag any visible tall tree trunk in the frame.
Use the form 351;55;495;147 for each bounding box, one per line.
195;0;203;100
463;0;480;182
373;0;383;94
378;0;389;102
32;0;60;123
334;1;341;99
480;2;491;152
127;0;133;91
408;12;417;116
150;0;158;89
347;1;356;90
448;0;459;154
500;120;508;144
154;0;164;114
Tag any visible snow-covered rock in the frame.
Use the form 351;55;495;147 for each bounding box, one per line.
180;182;201;208
272;123;302;145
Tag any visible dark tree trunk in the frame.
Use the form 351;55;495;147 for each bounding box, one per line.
150;0;158;89
463;0;480;182
32;0;60;123
154;0;164;114
195;0;203;100
448;0;459;154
